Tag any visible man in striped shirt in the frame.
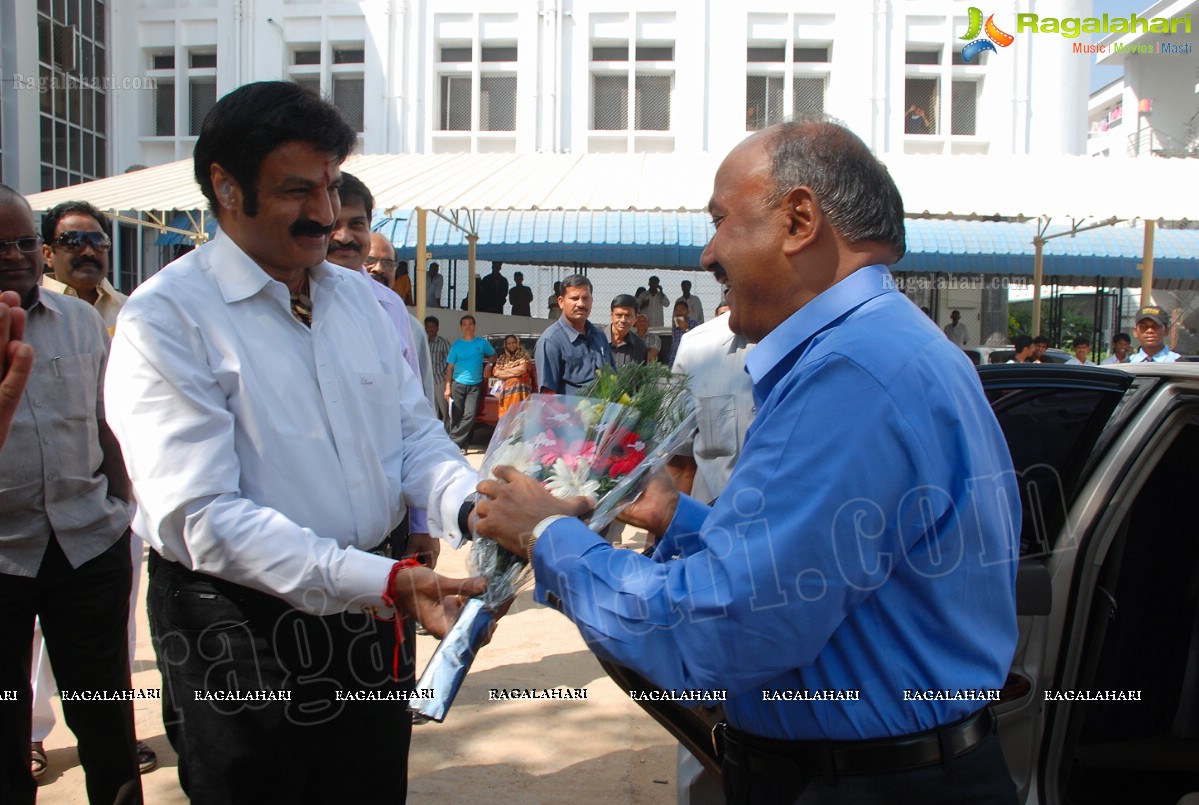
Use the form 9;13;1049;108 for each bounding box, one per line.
425;316;452;425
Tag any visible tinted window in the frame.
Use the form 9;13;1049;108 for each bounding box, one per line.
985;381;1128;556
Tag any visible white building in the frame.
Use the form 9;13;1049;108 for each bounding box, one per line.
4;0;1094;322
1087;0;1199;158
8;0;1091;183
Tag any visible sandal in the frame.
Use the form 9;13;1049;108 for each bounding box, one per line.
136;741;158;774
30;741;47;779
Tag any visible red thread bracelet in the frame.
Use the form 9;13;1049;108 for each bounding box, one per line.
380;558;423;681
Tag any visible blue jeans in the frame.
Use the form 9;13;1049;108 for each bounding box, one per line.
146;552;413;805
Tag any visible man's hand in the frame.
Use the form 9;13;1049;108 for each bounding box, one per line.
474;465;593;560
0;290;33;452
389;565;487;638
616;467;680;537
404;532;441;570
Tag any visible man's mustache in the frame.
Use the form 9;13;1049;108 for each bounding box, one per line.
72;257;103;271
291;220;335;239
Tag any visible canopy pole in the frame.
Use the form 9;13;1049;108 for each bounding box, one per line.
1032;231;1046;337
467;233;478;314
416;207;428;321
1140;219;1155;308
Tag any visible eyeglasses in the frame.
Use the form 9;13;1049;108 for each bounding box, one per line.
364;256;397;270
0;236;42;255
52;230;112;253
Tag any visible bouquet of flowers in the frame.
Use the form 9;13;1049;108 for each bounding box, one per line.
409;363;695;722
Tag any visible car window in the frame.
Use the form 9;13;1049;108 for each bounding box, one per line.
981;367;1132;557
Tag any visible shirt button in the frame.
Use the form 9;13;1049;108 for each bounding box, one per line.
43;437;51;444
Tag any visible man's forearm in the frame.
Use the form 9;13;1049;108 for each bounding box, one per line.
98;420;132;503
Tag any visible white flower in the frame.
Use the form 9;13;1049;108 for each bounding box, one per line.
544;458;601;500
487;440;536;475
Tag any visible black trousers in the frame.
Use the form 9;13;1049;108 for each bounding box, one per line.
722;729;1017;805
0;532;140;805
447;380;482;448
147;552;414;805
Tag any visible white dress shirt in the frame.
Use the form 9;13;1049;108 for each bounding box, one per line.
105;229;477;616
670;312;754;503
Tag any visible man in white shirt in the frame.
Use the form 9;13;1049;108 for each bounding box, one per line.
1100;332;1132;365
674;279;705;324
104;81;484;805
943;309;969;347
666;310;755;804
1064;336;1096;365
1129;305;1182;363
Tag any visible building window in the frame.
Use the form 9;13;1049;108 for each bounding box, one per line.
903;44;981;138
950;79;978;136
904;77;938;134
745;44;829;131
286;43;365;133
435;41;518;134
38;0;108;188
590;42;674;132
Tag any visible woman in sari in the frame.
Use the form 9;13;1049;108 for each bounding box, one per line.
491;334;535;419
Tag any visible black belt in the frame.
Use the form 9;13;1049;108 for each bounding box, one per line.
718;707;994;779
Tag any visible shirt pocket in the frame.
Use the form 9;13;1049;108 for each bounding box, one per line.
50;352;101;422
695;394;738;460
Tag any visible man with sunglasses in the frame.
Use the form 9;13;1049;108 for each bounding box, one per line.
0;184;143;804
41;201;127;334
36;200;158;779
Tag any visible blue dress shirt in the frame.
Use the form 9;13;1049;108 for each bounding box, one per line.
531;264;1020;741
534;317;614;394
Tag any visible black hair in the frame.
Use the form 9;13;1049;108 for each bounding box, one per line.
425;316;440;326
764;118;907;262
1072;336;1091;348
41;200;111;243
1113;332;1131;344
0;184;30;213
560;274;592;295
1032;335;1050;346
460;314;476;325
337;171;374;216
611;294;638;310
1014;335;1033;353
193;81;357;217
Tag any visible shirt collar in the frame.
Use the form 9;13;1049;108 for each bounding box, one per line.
745;263;894;395
208;227;338;304
26;285;64;317
555;315;592;343
41;273;120;300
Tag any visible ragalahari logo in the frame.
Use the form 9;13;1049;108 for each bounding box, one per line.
960;7;1015;62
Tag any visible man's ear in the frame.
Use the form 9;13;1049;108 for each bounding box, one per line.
781;185;820;256
209;164;239;211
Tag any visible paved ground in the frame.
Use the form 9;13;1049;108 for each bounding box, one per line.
34;449;679;804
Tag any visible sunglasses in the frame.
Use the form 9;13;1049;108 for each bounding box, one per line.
0;236;42;255
52;230;112;253
364;256;397;270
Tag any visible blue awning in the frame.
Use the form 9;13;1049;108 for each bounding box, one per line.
373;211;1199;285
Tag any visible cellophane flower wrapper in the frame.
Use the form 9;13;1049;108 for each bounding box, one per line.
410;367;695;722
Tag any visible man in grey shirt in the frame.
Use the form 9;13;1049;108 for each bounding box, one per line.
0;185;141;804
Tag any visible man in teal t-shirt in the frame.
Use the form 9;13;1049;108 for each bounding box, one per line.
444;314;496;450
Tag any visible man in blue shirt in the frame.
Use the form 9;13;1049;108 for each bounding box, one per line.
534;274;613;394
444;314;495;450
477;121;1020;803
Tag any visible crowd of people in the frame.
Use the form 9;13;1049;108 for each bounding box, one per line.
0;78;1192;805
